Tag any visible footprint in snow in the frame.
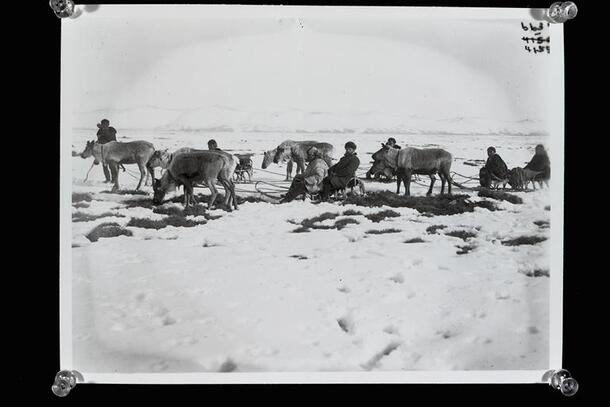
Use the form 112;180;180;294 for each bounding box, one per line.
151;306;177;326
495;291;511;300
337;316;355;335
472;336;493;345
383;325;399;335
361;342;402;371
436;329;456;339
337;285;350;293
389;273;404;284
161;315;177;326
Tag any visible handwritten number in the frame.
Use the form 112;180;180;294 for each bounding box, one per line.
521;22;550;54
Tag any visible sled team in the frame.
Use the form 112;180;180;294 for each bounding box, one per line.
480;145;550;190
80;118;551;209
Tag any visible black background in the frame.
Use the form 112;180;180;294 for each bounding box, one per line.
19;0;592;403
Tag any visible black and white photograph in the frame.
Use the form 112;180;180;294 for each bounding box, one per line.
61;5;564;380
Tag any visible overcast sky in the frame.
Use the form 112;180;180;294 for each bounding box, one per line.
67;13;553;125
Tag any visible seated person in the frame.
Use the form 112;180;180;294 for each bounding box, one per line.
280;148;329;203
524;144;550;183
319;142;361;200
484;146;509;181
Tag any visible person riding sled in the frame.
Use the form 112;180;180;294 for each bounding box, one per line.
524;144;550;186
480;146;509;188
279;147;330;203
319;141;360;201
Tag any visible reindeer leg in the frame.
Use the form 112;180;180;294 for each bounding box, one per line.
190;188;198;206
403;169;412;197
286;161;293;181
136;162;146;190
438;172;446;195
207;181;218;210
187;184;196;208
174;176;190;207
110;162;120;192
297;158;305;176
145;164;155;186
396;168;403;194
219;179;231;210
445;169;452;195
427;175;436;196
230;179;238;210
223;179;234;211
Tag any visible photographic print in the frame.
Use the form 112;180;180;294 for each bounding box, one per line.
61;5;564;381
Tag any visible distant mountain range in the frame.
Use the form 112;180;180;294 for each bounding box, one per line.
73;105;548;137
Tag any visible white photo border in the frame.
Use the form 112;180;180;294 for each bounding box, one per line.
59;4;564;384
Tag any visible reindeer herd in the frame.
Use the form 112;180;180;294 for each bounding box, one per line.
79;137;543;210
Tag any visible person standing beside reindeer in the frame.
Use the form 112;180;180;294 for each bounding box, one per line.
96;119;118;182
386;137;401;149
207;139;221;151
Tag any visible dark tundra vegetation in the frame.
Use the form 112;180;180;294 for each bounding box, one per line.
344;191;497;216
86;222;133;242
477;188;523;204
127;216;207;230
289;212;361;233
502;236;548;246
365;228;402;235
73;211;125;223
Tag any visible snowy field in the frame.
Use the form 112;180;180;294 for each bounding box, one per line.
69;129;550;373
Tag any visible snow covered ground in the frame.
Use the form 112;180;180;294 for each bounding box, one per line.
69;129;550;373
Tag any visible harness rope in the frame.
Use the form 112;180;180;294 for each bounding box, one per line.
122;167;144;180
254;181;287;199
257;168;294;177
255;180;290;190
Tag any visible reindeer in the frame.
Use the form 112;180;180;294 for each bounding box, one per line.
274;140;334;175
371;143;453;196
152;151;238;210
80;140;155;191
264;140;334;181
262;148;296;181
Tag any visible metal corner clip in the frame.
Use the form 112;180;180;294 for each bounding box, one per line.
545;369;579;396
547;2;578;23
49;0;75;19
51;370;83;397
